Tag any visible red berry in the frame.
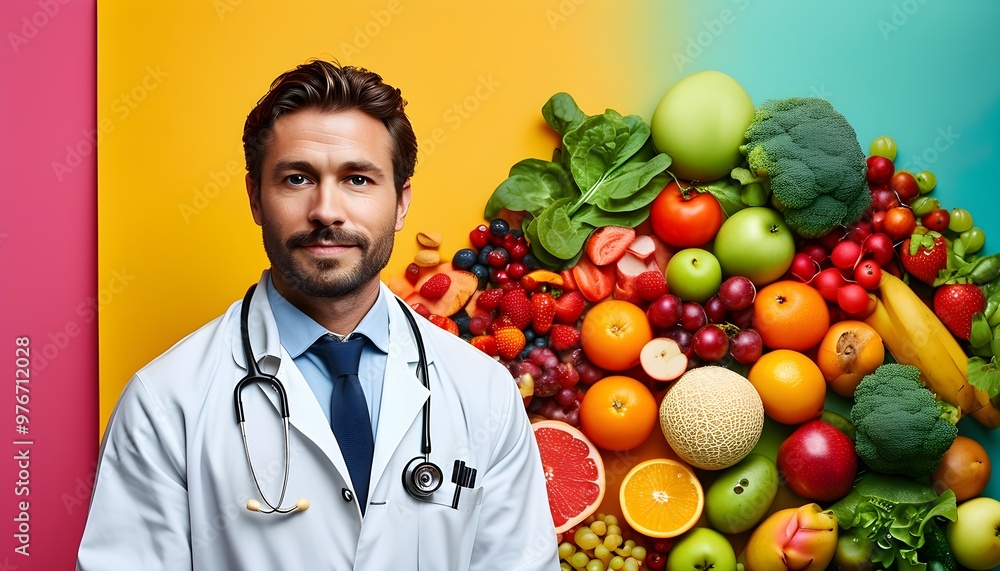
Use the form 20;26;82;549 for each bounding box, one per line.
428;314;459;335
470;335;498;357
506;262;528;280
499;290;533;330
531;292;556;335
419;273;451;300
553;291;586;324
636;270;668;301
405;263;421;284
549;324;581;351
410;303;431;318
469;314;493;336
476;288;504;311
486;248;509;268
469;225;489;249
495;328;526;361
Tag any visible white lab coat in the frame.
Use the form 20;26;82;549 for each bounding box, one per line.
77;273;560;570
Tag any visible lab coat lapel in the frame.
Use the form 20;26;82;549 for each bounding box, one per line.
369;291;430;495
231;272;352;484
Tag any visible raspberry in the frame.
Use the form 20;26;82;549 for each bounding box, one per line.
419;273;451;300
636;270;668;301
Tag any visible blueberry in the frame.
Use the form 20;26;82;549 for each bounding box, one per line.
522;253;538;270
524;329;537;343
510;229;524;239
476;244;494;266
533;335;548;347
451;248;478;270
469;264;490;289
489;218;509;237
518;345;533;360
452;313;471;335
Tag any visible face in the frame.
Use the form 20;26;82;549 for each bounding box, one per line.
248;108;410;302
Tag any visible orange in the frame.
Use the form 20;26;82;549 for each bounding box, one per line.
619;458;704;538
581;300;653;371
753;280;831;351
531;420;606;533
747;349;826;425
579;375;657;451
815;320;884;398
931;436;992;502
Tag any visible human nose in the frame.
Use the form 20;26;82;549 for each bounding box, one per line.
308;181;348;227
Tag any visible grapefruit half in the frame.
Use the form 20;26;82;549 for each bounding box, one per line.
531;420;606;533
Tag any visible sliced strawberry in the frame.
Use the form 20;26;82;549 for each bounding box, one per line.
585;225;637;266
531;291;556;335
934;283;986;340
900;233;947;285
404;263;478;316
572;255;616;303
554;291;586;324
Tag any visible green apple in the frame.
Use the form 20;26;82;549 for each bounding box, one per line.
666;527;737;571
705;454;779;534
712;206;795;286
946;497;1000;570
665;248;722;303
650;70;755;182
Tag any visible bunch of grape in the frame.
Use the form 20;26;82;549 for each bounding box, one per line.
646;275;763;367
558;514;647;571
516;347;604;427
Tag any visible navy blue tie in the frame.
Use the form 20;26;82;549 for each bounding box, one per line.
311;335;373;513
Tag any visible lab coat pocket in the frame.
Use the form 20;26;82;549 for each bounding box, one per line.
417;486;484;570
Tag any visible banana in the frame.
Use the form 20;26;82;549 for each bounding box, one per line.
867;273;1000;429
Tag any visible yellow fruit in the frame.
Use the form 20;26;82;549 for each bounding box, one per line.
659;366;764;470
816;320;884;398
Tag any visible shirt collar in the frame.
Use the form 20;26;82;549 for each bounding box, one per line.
265;275;390;358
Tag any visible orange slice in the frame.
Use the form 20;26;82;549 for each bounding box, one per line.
619;458;704;538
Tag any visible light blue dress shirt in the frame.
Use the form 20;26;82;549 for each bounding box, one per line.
265;276;389;439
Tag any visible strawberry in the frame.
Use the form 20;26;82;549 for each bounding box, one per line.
428;314;459;336
900;232;947;285
549;324;581;351
419;273;452;300
531;292;556;335
495;327;526;361
489;315;516;335
554;291;586;325
585;225;637;266
572;255;616;302
933;283;986;340
636;270;668;301
499;290;533;330
470;335;498;357
476;288;505;311
410;303;431;318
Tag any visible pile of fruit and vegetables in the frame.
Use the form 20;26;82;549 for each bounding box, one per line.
388;70;1000;571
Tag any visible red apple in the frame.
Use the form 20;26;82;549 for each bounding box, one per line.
777;419;857;502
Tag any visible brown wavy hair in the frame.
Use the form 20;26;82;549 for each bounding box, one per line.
243;59;417;197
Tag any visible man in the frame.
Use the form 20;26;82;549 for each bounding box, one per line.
77;60;559;570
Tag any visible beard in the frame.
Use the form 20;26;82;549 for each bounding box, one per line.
262;221;395;299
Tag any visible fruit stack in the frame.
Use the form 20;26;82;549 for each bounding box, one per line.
390;70;1000;571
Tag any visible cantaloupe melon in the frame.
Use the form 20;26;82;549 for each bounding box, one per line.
659;366;764;470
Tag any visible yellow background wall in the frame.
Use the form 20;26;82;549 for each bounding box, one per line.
97;1;685;432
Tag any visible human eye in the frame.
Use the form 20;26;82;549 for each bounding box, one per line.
346;175;371;187
285;174;311;187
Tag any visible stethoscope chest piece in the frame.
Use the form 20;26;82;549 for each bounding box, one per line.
402;457;443;498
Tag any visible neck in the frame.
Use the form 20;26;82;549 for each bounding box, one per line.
271;273;381;335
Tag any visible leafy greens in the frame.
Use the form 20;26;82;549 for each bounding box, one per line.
484;93;671;270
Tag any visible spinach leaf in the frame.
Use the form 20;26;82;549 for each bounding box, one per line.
534;198;596;261
564;110;650;197
541;93;587;136
522;217;582;271
574;203;651;229
587;158;672;212
484;159;576;219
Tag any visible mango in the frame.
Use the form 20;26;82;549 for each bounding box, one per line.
742;503;838;571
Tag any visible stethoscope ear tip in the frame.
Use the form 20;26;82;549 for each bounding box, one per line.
246;499;262;512
295;498;310;511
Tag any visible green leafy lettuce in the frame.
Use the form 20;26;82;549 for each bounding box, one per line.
484;93;671;270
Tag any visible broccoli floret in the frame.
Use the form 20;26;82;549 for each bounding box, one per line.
739;98;871;238
851;363;958;477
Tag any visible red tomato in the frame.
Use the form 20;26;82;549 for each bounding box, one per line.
649;181;724;248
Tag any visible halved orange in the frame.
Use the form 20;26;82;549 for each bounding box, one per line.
619;458;704;538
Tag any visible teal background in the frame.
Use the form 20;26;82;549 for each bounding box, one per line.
655;0;1000;513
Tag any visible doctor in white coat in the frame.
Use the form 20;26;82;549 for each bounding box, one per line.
77;60;560;570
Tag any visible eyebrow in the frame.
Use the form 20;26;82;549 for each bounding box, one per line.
272;159;388;181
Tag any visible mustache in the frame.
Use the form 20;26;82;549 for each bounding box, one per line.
287;226;370;250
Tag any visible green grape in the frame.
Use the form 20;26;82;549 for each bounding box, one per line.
575;529;602;551
590;520;607;536
630;546;647;561
910;196;940;217
870;136;898;160
614;544;631;557
623;540;635;548
603;515;619;526
594;545;611;559
570;552;590;569
623;557;640;571
561;563;574;571
559;542;577;560
604;534;623;549
608;556;625;570
949;208;974;233
915;171;937;194
960;227;986;255
586;559;606;571
606;525;621;537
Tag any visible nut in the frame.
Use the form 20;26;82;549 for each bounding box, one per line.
413;249;441;267
416;231;442;249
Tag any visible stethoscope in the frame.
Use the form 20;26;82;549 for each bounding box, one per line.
234;284;475;515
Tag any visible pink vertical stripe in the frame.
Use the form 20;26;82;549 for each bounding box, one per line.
0;0;97;568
